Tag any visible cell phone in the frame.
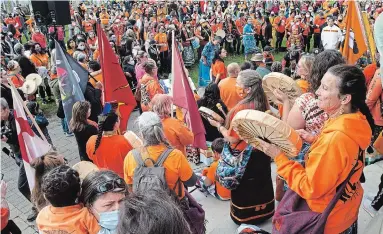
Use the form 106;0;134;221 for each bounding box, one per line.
1;174;3;180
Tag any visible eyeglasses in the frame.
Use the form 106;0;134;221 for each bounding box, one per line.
98;178;126;193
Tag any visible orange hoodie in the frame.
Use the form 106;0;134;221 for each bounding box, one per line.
274;112;371;234
366;69;383;126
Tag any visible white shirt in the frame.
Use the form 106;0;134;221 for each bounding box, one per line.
321;25;342;50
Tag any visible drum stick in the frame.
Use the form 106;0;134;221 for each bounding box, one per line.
216;103;227;118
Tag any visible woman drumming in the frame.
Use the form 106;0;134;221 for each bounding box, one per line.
260;65;374;234
138;60;164;112
80;170;127;233
29;42;53;104
150;94;194;156
208;69;274;225
70;101;98;162
197;83;228;142
180;16;195;67
243;17;256;61
86;111;133;178
211;48;228;84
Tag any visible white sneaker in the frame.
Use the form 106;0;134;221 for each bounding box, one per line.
363;198;378;218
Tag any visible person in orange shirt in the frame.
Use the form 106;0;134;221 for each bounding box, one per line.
82;15;95;33
273;10;286;52
366;67;383;143
219;63;242;111
66;39;76;56
260;65;373;234
154;25;170;73
99;8;110;28
138;60;164;112
4;14;16;27
6;60;24;88
31;27;47;49
87;31;97;52
88;61;103;88
150;94;194;156
36;165;101;233
124;111;197;198
199;138;231;200
253;11;264;48
235;13;247;54
86;112;133;178
211;48;227;83
29;43;49;69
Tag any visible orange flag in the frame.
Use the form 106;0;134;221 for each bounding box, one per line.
340;1;367;65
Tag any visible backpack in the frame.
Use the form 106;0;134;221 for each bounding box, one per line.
135;80;154;106
216;142;253;190
132;148;173;193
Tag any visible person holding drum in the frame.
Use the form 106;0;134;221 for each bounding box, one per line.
260;64;374;234
208;69;274;225
243;17;257;61
150;94;194;156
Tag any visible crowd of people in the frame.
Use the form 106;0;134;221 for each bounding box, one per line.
1;0;383;234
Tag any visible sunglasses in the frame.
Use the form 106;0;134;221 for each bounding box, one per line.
98;178;126;193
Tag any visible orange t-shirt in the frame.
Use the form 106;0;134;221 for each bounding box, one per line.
82;20;95;32
4;18;16;26
140;74;164;112
273;16;286;33
366;69;383;126
86;135;132;178
99;12;110;25
89;70;103;87
1;207;9;230
212;60;227;80
235;19;246;35
124;144;194;198
154;33;168;52
314;16;326;33
162;117;194;156
67;49;74;56
374;131;383;154
30;53;49;68
36;204;100;234
218;77;242;111
10;74;24;88
205;161;231;199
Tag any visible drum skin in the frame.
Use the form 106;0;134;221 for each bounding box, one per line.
262;72;302;107
72;161;99;181
199;106;225;123
231;109;302;157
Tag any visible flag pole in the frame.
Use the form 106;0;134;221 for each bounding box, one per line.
8;80;50;144
171;30;175;118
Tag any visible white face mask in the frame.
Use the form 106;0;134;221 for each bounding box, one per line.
78;45;85;50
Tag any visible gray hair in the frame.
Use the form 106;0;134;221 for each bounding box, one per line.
0;98;9;110
13;43;23;55
77;53;86;63
138;112;168;146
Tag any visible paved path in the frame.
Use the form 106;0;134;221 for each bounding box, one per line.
1;110;382;233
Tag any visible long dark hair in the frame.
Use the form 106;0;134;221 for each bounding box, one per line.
212;48;225;65
93;112;119;154
199;83;223;108
308;50;345;93
327;64;375;131
225;69;268;128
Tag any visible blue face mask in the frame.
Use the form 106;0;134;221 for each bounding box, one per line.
97;210;119;233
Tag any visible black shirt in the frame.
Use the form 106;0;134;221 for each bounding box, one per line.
73;123;98;161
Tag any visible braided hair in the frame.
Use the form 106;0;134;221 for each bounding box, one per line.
327;64;375;131
93;112;119;155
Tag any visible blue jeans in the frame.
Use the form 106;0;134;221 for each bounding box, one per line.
61;118;69;134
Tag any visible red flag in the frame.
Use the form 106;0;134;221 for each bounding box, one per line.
171;33;207;149
11;85;51;190
97;24;136;132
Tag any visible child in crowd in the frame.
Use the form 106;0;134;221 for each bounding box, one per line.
198;138;231;201
36;165;100;233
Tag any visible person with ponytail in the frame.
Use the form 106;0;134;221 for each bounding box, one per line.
30;151;65;212
70;101;98;162
207;69;275;225
86;111;132;178
260;64;374;234
123;112;197;199
150;94;194;156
